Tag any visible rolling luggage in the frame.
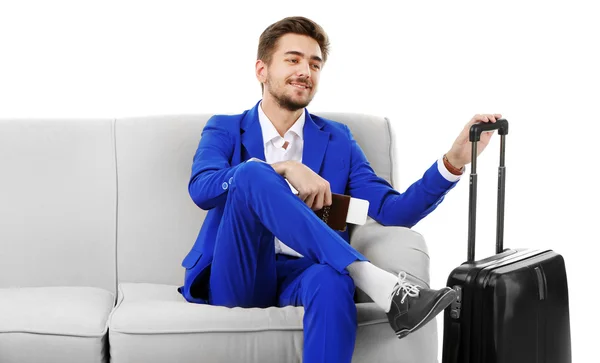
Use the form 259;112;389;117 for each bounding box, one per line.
442;119;572;363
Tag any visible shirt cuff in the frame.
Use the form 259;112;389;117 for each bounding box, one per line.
437;156;462;182
247;157;267;163
286;179;299;195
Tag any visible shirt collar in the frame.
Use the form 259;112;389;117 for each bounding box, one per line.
258;101;305;145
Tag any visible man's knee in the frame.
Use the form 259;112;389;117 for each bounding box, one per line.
232;160;280;192
305;265;356;303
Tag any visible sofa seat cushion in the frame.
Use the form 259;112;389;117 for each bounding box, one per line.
0;286;115;363
108;283;437;363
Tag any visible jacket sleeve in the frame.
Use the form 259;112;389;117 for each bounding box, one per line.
188;116;246;210
345;125;459;228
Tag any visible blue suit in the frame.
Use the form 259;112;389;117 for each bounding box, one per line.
179;100;458;362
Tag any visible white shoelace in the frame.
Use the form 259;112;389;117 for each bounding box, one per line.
390;271;421;304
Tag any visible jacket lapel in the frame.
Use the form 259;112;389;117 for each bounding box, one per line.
241;102;330;174
240;101;266;161
303;111;330;174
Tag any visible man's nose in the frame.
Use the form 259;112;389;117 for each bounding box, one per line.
296;61;311;78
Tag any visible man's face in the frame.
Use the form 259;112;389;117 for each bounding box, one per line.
259;33;323;111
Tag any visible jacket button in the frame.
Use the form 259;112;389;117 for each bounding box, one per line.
222;182;228;190
229;177;233;184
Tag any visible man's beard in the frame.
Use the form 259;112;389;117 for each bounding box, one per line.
266;76;313;111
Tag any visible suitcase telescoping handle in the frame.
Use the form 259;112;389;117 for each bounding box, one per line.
467;119;509;262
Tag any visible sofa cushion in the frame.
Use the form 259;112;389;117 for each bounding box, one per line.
0;286;114;363
108;283;437;363
315;112;399;187
114;115;210;287
0;119;117;293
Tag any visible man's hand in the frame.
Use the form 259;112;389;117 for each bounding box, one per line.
445;113;503;169
273;160;332;211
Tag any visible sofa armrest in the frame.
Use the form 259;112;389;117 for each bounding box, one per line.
350;218;431;303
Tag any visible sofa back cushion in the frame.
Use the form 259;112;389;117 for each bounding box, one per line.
317;112;398;187
115;115;210;286
115;112;397;286
0;119;117;293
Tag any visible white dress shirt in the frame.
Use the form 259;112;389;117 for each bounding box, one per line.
257;102;306;257
255;102;462;257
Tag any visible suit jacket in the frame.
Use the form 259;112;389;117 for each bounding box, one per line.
179;100;459;303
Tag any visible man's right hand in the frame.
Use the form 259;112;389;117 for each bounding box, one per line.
272;160;332;211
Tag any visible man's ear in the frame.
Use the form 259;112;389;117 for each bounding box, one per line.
255;59;267;83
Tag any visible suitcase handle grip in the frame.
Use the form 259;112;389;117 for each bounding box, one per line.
469;119;509;142
467;119;509;262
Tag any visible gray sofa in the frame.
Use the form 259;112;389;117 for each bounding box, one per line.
0;112;438;363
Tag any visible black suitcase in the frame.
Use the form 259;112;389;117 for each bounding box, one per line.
442;119;572;363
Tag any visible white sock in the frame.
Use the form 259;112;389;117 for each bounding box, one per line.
347;261;398;313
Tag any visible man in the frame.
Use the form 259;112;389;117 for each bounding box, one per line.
178;16;501;362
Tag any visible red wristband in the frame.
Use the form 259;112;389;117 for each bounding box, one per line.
443;154;464;176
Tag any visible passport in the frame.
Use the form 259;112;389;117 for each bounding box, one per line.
286;180;369;232
315;193;369;232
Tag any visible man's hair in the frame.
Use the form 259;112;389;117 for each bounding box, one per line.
257;16;330;93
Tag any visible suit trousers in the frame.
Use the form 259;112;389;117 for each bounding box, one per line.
208;161;369;363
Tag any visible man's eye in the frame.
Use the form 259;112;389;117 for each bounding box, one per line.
312;64;321;69
288;59;298;63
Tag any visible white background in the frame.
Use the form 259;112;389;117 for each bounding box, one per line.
1;0;597;361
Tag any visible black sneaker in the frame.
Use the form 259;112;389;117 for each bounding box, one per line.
386;271;456;339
